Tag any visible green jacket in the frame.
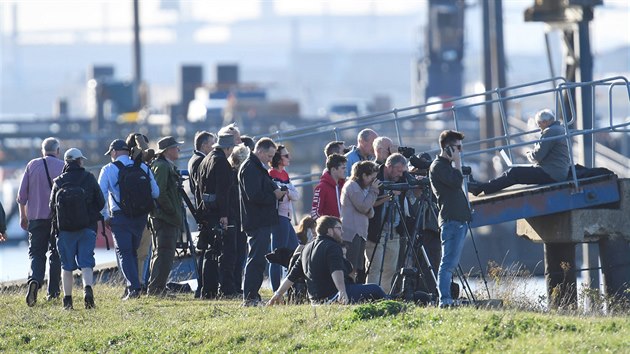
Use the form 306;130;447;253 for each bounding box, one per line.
150;156;183;228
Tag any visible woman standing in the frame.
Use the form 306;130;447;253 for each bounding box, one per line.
268;145;300;291
340;161;380;283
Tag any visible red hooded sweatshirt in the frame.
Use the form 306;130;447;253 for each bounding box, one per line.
311;171;345;219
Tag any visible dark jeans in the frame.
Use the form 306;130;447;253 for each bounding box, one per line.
243;225;272;301
269;216;299;291
200;223;238;297
111;212;148;291
343;283;387;303
482;166;555;194
27;218;61;297
148;218;179;293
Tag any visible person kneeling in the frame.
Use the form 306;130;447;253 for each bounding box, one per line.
268;216;386;305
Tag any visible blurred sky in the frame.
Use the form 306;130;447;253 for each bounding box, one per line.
1;0;628;54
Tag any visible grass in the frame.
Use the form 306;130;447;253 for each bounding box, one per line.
1;284;629;353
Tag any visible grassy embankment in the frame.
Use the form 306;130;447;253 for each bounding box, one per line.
1;284;629;353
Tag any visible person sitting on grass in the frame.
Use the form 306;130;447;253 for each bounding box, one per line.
267;216;386;305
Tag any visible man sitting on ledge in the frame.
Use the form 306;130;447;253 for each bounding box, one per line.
468;109;570;196
267;216;386;305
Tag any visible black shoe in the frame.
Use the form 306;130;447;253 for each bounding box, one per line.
123;289;142;300
467;181;484;197
241;299;261;307
26;280;39;307
46;293;60;301
84;286;95;309
63;296;73;310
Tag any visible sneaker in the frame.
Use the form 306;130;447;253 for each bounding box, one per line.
63;296;73;310
26;280;39;307
84;286;95;309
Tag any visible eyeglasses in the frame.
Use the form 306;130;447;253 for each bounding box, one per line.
281;154;290;159
333;226;343;230
450;145;462;151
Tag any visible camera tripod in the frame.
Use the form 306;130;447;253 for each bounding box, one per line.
365;187;437;296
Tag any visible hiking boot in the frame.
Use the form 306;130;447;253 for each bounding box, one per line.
63;296;73;310
84;286;95;309
26;280;39;307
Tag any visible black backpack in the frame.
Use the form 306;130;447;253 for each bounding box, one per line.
55;174;90;232
113;160;155;217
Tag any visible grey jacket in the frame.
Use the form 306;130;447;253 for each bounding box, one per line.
340;180;378;242
529;121;570;182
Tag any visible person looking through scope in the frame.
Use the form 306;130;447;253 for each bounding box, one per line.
429;130;472;308
365;153;409;293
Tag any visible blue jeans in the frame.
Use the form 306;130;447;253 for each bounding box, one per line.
243;225;272;301
437;220;468;306
345;283;387;303
57;228;97;271
111;213;148;291
27;219;61;297
269;216;299;291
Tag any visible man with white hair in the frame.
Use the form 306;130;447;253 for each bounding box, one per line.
468;109;571;196
373;136;394;165
50;148;105;309
17;137;64;307
344;129;378;177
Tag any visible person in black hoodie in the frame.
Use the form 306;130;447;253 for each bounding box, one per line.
50;148;105;310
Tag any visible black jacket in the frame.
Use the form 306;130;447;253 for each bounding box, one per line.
50;162;105;231
197;148;233;220
238;153;279;232
187;150;205;206
366;164;407;243
429;156;471;225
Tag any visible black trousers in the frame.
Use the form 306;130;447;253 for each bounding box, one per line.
199;224;237;298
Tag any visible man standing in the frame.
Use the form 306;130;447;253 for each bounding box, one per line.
196;134;237;298
373;136;394;165
429;130;472;308
365;153;407;293
344;129;378;177
311;154;347;219
239;137;286;306
268;216;386;305
17;137;64;306
50;148;105;309
148;136;184;296
99;139;159;299
468;109;570;196
188;131;216;206
0;201;6;242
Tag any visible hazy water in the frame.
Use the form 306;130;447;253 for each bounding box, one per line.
0;243;117;282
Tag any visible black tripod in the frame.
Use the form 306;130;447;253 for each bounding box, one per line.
366;188;434;295
175;183;201;291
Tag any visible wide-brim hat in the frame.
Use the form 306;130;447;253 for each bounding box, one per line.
157;136;184;153
64;148;87;161
104;139;129;155
212;134;236;149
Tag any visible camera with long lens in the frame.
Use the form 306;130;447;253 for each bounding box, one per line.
398;146;416;159
409;152;433;171
196;223;225;252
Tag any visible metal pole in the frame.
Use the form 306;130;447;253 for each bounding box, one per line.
133;0;142;109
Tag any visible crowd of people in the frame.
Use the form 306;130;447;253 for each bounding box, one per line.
7;108;570;309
